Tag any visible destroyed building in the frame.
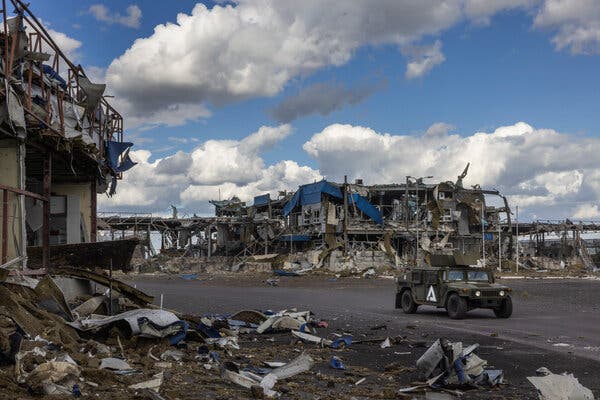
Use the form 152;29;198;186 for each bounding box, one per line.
100;164;516;273
0;1;135;271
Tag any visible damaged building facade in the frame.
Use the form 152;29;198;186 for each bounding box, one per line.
0;1;134;271
100;165;516;273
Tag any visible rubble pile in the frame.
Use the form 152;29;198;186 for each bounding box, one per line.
0;269;594;399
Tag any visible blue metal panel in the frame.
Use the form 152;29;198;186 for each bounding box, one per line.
349;193;384;225
283;180;342;216
105;141;136;173
253;194;270;207
277;234;311;242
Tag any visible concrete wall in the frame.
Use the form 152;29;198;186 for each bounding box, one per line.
0;139;23;261
52;183;93;242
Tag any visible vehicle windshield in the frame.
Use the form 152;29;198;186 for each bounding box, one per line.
447;270;464;281
467;271;489;281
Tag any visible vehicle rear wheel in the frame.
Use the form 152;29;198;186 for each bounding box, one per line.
401;290;418;314
494;296;513;318
447;294;467;319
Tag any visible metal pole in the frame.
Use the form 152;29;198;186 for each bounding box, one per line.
498;221;501;272
207;226;212;258
1;190;7;264
404;176;409;230
516;206;519;272
343;175;348;255
109;258;113;316
415;182;419;266
481;201;485;267
90;180;97;242
42;152;51;269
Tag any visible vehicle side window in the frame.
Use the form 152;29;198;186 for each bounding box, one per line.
425;271;438;284
448;271;464;281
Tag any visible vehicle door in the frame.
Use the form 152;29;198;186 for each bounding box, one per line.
411;270;426;301
424;270;440;305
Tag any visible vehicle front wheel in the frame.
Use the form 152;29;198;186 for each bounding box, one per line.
493;296;513;318
401;290;419;314
447;293;467;319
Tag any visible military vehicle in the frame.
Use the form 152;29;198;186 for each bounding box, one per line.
395;255;512;319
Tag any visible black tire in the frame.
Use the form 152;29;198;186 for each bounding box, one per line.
494;296;513;318
401;290;419;314
447;293;468;319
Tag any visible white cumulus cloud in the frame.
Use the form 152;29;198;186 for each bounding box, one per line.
99;124;321;214
106;0;466;128
534;0;600;54
89;4;142;29
303;122;600;219
403;40;446;79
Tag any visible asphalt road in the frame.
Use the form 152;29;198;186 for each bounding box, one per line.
124;274;600;395
128;275;600;363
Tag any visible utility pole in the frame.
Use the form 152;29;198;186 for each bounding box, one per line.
482;202;485;268
416;181;419;266
498;221;502;272
343;175;348;255
404;176;409;231
516;206;519;272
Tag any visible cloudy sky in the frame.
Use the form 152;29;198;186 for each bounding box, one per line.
37;0;600;220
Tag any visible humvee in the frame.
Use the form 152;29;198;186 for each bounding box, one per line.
395;264;512;319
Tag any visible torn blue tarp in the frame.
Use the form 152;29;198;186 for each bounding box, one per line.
197;322;221;339
330;356;346;370
330;336;352;349
277;234;311;242
283;180;383;225
283;180;342;215
253;194;270;207
105;141;137;173
167;321;188;345
274;269;300;277
349;193;384;225
42;64;67;89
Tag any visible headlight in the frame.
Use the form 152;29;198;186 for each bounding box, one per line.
499;290;505;297
475;290;481;297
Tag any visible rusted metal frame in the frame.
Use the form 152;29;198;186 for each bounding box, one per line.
91;179;97;242
2;0;8;77
6;12;21;83
0;183;47;201
25;32;41;112
18;3;79;76
2;189;7;264
57;87;65;134
42;152;51;269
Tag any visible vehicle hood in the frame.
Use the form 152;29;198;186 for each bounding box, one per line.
447;282;509;290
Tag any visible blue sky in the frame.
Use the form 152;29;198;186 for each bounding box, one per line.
30;1;600;219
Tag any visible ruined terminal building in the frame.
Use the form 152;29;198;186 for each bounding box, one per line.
0;1;133;271
100;162;514;272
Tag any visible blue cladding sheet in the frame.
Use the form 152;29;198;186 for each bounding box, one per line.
254;194;270;207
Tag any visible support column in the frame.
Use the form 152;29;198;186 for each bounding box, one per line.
343;175;348;255
42;152;51;269
90;179;97;242
1;189;7;264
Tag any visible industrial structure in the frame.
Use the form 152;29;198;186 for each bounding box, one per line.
98;165;525;271
0;0;133;271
